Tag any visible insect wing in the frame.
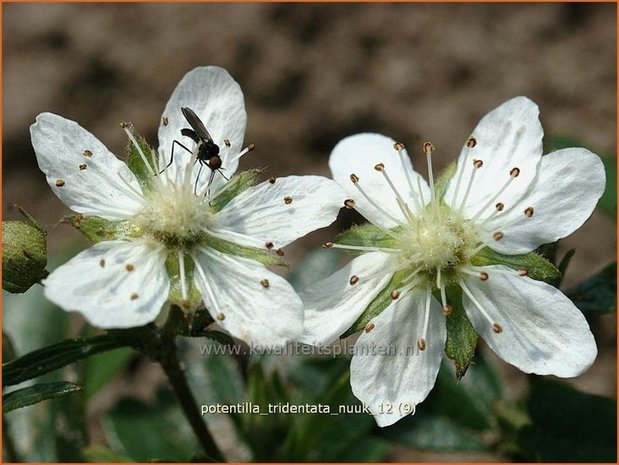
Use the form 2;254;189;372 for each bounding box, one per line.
181;107;214;142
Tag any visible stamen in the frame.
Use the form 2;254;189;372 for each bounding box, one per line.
460;280;502;333
350;173;405;226
524;207;534;217
449;136;477;208
324;242;400;253
424;142;437;208
458;157;483;211
228;143;255;165
493;231;504;241
349;275;360;285
178;251;188;301
470;170;519;222
461;268;489;281
518;268;528;277
376;164;414;221
418;290;432;352
390;290;400;300
344;199;355;209
365;322;375;333
191;252;223;321
393;142;423;211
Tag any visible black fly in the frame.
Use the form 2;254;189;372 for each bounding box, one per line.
162;107;228;194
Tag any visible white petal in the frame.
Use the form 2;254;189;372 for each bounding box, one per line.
445;97;543;218
31;113;144;220
301;252;396;345
462;265;597;377
478;148;606;254
215;176;345;249
329;133;431;229
192;247;303;348
158;67;247;195
43;240;170;328
351;290;445;427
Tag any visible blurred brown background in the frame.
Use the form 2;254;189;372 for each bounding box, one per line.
3;2;616;460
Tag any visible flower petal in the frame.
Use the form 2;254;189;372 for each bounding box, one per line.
329;133;431;229
445;97;543;218
43;240;170;328
351;290;445;427
192;247;303;348
158;66;247;195
461;265;597;377
31;113;144;220
478;148;606;254
215;175;345;249
301;252;396;345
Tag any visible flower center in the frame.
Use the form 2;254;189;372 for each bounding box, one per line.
134;182;214;248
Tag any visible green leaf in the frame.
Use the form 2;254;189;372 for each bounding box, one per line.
3;382;81;413
209;168;264;213
443;286;477;379
565;262;617;315
125;129;157;190
545;134;616;217
204;234;286;267
471;247;561;285
517;378;617;462
64;215;142;243
82;445;132;462
103;390;198;462
336;223;398;250
557;248;575;278
3;335;126;386
436;161;457;202
81;347;133;400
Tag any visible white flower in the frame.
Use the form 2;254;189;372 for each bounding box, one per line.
302;97;605;426
31;66;344;347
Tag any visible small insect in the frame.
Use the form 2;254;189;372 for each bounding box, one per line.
162;107;228;194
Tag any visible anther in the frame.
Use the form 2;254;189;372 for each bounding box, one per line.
265;241;274;249
495;202;505;211
125;264;135;272
224;139;231;147
518;268;528;277
248;143;255;151
390;290;400;300
162;116;169;126
364;322;375;333
393;142;405;151
344;199;355;209
99;259;106;268
276;248;285;256
55;179;65;187
216;312;225;321
466;136;477;148
130;292;139;300
524;207;534;217
492;323;503;334
350;173;359;184
322;241;334;249
120;121;130;129
79;164;87;170
284;196;293;205
442;305;453;316
83;149;93;157
423;142;435;154
493;231;504;241
349;275;359;285
374;163;385;172
268;177;276;184
473;159;483;169
480;271;489;281
417;338;426;351
510;167;520;177
260;279;269;288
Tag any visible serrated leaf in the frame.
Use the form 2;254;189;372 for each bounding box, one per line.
204;234;286;267
3;382;81;413
125;130;157;190
443;286;477;379
336;223;398;250
209;168;264;213
565;262;616;315
471;247;561;285
3;335;126;386
65;215;141;243
517;378;616;462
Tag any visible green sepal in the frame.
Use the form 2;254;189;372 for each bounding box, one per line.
435;161;457;202
204;235;286;267
442;285;478;380
342;269;409;337
165;253;203;310
125;129;157;191
65;215;142;243
336;224;398;251
471;247;561;285
2;219;48;293
3;382;81;413
209;168;264;213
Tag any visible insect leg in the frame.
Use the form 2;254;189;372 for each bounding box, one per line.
194;162;205;195
160;139;193;174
